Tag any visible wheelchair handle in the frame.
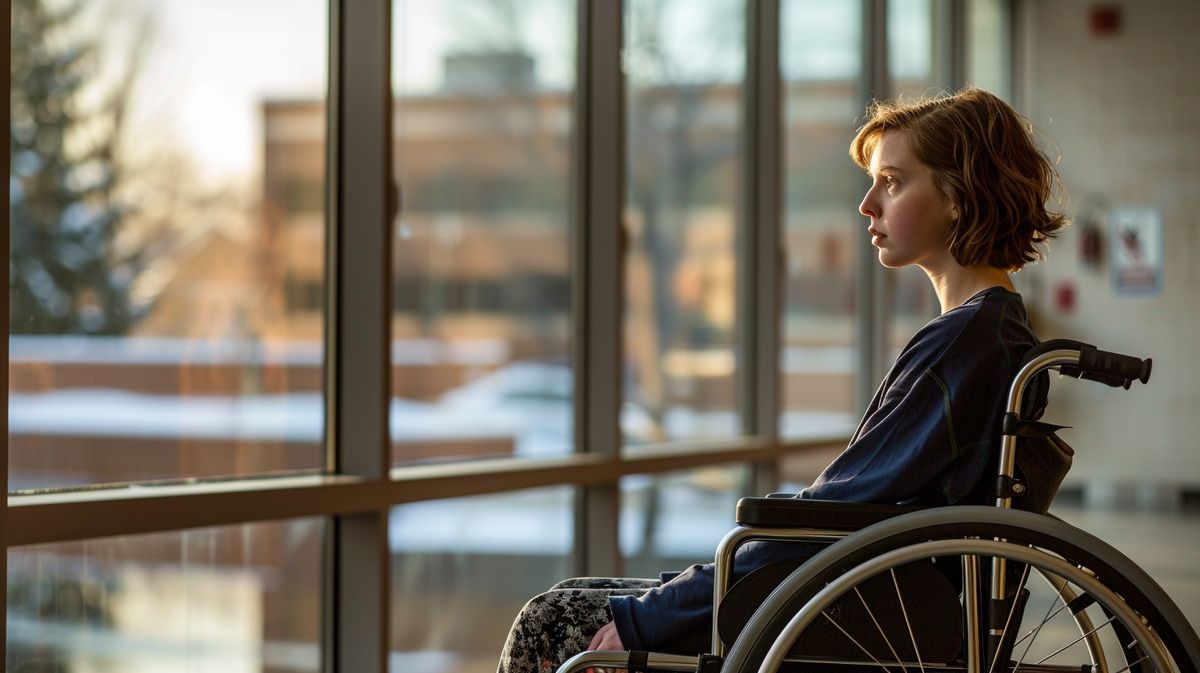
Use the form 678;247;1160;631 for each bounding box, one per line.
1000;340;1152;510
1071;344;1152;388
995;339;1152;604
1022;339;1152;389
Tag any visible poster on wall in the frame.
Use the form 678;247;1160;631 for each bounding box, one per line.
1109;206;1163;296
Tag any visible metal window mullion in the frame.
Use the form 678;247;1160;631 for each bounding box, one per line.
572;0;625;579
740;0;783;490
2;3;11;662
326;1;391;671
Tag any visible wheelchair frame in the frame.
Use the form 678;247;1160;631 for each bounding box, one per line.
556;340;1200;673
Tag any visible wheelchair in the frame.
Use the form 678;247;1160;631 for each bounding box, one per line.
558;339;1200;673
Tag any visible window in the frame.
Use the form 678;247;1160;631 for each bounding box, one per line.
968;0;1013;100
5;3;999;671
621;465;748;577
623;0;747;447
7;519;323;672
8;0;329;491
390;0;578;464
389;488;573;672
779;0;864;439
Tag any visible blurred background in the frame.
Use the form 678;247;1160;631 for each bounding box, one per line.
7;0;1198;671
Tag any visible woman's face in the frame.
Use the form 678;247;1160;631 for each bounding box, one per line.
858;131;959;271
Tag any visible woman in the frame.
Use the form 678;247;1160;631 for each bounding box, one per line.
498;87;1067;673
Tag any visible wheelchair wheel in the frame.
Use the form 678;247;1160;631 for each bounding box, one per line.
723;506;1200;673
1029;567;1111;670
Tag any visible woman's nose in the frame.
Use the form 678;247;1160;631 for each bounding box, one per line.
859;187;880;219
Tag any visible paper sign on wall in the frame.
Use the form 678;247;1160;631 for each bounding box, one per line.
1110;206;1163;296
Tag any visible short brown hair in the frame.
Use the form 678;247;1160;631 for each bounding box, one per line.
850;88;1067;271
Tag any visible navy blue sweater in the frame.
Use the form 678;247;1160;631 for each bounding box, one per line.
609;287;1040;653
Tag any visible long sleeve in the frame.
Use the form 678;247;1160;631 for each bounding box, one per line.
608;540;824;653
799;375;953;502
800;291;1028;505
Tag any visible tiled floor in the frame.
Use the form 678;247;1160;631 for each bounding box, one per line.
1049;502;1200;635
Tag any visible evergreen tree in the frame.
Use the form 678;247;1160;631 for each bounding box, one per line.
9;0;145;335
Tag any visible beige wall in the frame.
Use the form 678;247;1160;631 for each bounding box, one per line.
1016;0;1200;500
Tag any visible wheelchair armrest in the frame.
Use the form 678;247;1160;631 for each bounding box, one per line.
735;497;926;530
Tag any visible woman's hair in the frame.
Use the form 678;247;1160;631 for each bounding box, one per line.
849;88;1067;271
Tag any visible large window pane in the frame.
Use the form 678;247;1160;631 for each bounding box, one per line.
8;0;329;491
7;518;323;672
621;465;748;577
779;0;863;439
389;487;573;673
389;0;577;464
623;0;746;447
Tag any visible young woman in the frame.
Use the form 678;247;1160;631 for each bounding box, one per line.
497;87;1067;673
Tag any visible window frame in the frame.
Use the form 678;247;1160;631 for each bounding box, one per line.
2;1;1007;670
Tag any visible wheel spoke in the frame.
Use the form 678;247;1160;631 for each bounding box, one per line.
1011;598;1073;650
735;521;1183;673
889;568;926;673
1012;575;1071;672
1110;654;1150;673
854;585;910;673
1033;615;1117;665
988;564;1032;673
820;610;900;673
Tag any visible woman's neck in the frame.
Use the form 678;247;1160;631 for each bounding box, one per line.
924;264;1014;314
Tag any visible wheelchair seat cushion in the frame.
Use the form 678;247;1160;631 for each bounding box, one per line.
719;556;963;663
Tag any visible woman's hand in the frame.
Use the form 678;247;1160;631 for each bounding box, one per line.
584;621;626;673
588;620;624;651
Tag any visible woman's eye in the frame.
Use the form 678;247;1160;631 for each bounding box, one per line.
884;176;898;191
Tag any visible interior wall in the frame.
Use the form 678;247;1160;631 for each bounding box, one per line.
1014;0;1200;504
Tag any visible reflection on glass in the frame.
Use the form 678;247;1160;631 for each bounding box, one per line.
886;0;940;362
389;0;577;464
621;465;748;577
390;488;573;673
623;0;746;447
780;0;863;438
7;519;323;672
8;0;329;491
